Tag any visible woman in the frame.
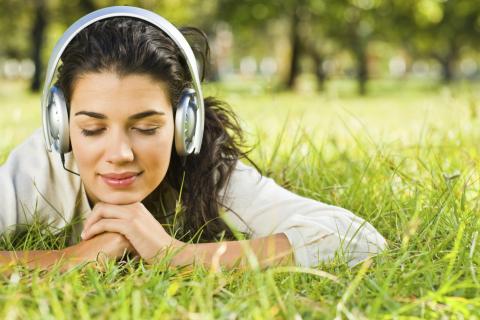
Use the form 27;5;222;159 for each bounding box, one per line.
0;6;386;270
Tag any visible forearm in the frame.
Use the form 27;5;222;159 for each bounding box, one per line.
0;250;65;269
168;233;294;269
0;232;132;271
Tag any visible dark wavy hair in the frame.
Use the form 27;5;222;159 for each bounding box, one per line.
57;17;251;242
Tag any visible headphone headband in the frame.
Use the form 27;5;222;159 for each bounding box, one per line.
41;6;204;154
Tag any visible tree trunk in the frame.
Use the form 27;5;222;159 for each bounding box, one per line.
354;44;368;96
205;30;220;82
311;52;326;91
433;42;458;83
439;53;456;83
206;56;220;82
440;59;453;82
286;7;301;90
30;0;47;92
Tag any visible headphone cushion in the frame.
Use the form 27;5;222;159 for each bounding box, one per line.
174;89;197;156
47;86;71;154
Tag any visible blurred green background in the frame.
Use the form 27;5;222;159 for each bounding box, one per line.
0;0;479;148
1;0;479;92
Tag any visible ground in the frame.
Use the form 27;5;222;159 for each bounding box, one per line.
0;78;479;319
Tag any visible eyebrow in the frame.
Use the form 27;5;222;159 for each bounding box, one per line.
74;110;166;120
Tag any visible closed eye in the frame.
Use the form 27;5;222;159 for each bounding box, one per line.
134;127;160;135
80;126;160;137
81;128;105;136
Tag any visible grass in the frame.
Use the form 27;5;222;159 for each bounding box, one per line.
1;78;480;318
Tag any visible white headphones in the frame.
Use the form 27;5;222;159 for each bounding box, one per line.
41;6;205;158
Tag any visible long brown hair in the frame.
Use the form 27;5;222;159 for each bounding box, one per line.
57;17;250;242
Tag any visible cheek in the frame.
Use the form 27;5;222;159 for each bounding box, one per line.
138;127;174;174
70;130;99;171
69;127;108;183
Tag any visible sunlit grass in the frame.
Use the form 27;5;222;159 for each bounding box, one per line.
0;78;479;318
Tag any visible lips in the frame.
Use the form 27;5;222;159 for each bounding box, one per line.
100;171;142;188
101;172;140;179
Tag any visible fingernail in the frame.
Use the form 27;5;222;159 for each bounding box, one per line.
81;231;85;239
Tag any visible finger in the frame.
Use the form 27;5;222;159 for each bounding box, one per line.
83;203;126;232
81;218;129;240
83;203;105;232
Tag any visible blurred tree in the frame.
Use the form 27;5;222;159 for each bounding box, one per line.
30;0;48;91
22;0;217;92
0;0;48;91
1;0;479;93
388;0;480;82
302;4;330;92
217;0;317;90
217;0;380;94
28;0;100;92
286;0;303;89
295;1;336;92
317;0;386;95
0;0;33;59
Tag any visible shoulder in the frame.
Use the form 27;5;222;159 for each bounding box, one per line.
0;129;84;232
217;160;302;230
219;160;303;208
1;128;49;180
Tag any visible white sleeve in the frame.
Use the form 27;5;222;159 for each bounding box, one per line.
219;161;387;267
0;129;87;236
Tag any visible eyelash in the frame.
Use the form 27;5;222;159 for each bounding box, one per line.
80;127;159;137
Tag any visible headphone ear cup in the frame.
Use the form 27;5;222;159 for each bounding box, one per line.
47;86;71;154
174;89;197;156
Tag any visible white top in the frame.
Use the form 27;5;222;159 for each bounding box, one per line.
0;129;386;267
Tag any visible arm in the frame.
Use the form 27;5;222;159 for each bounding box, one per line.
80;202;295;270
0;232;133;271
218;161;387;267
0;250;62;269
168;233;294;269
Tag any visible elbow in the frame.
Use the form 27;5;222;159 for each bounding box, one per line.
340;224;387;267
285;224;387;268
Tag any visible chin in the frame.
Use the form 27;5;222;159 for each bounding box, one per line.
98;192;145;205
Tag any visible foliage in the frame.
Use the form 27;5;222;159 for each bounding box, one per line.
384;0;480;81
2;0;480;94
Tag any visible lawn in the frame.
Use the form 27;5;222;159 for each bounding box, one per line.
0;78;479;319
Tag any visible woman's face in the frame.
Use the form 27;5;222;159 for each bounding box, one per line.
69;72;174;206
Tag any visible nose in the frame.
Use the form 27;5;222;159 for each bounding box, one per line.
105;129;134;164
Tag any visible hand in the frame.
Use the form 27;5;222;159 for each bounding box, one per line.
62;232;135;271
81;202;183;263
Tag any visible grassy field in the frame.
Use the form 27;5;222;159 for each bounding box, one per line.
1;78;480;318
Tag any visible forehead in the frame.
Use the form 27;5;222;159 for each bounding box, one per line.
70;72;172;114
